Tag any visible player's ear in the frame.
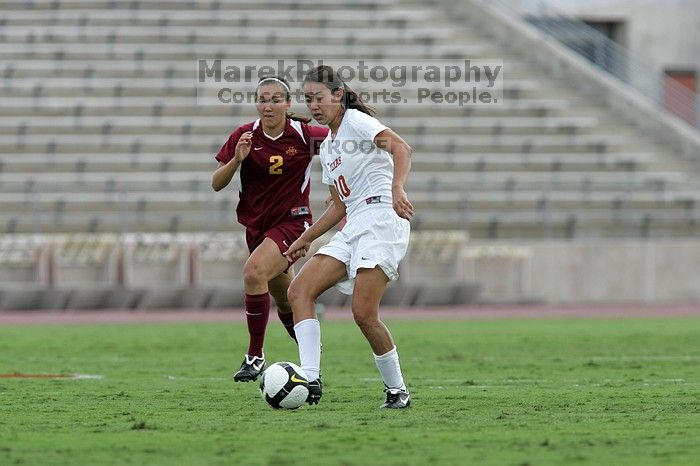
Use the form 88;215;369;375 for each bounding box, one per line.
331;87;344;104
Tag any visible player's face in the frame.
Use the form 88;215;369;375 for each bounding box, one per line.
303;82;343;126
255;84;291;129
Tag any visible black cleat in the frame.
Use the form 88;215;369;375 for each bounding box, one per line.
381;388;411;409
306;378;323;405
233;354;265;382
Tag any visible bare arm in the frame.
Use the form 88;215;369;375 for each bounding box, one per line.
284;186;347;261
211;131;252;191
374;129;415;220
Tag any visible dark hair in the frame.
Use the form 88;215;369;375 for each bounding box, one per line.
302;65;376;117
256;75;310;123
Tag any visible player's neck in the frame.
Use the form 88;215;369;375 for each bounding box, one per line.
262;121;285;139
328;109;345;138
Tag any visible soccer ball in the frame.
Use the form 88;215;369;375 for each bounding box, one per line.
259;362;309;409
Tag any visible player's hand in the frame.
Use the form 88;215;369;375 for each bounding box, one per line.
392;186;414;220
234;131;253;162
284;236;312;262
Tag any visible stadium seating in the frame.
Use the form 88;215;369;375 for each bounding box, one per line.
51;233;122;308
121;233;192;308
0;231;380;309
462;244;534;303
0;0;698;307
0;234;61;309
394;230;479;305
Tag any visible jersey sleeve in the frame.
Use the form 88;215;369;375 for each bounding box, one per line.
321;161;333;185
215;126;245;164
306;125;330;156
346;110;388;145
319;138;333;185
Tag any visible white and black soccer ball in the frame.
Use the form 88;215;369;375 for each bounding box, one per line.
259;362;309;409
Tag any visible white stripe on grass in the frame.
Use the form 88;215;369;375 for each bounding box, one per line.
358;377;697;388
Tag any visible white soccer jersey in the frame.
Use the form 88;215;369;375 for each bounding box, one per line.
318;109;394;216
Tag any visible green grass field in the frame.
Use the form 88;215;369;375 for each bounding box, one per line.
1;317;699;466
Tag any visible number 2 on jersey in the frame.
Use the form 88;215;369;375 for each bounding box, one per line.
269;155;283;175
334;175;351;198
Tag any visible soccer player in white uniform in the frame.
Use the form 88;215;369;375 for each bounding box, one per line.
285;65;414;409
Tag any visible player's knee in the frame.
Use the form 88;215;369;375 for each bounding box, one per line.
243;260;267;288
352;308;378;330
286;278;307;307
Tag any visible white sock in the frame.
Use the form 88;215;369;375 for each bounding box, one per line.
374;346;407;392
294;318;321;381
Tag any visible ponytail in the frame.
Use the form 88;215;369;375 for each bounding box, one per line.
342;83;376;117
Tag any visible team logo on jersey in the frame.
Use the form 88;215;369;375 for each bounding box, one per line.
329;156;342;171
285;146;298;157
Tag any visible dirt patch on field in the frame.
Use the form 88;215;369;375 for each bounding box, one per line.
0;373;70;379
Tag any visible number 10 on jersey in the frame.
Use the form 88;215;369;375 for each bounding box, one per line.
334;175;351;199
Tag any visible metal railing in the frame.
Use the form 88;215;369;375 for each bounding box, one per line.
489;0;698;130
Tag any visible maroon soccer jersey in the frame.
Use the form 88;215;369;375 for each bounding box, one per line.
215;118;329;232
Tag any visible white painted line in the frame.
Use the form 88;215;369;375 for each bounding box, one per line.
590;355;700;361
165;375;228;381
71;374;104;380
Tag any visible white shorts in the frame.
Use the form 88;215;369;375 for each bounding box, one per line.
315;205;410;295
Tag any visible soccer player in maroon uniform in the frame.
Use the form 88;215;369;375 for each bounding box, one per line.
212;76;329;382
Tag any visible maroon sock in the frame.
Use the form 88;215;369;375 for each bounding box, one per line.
277;309;297;342
245;293;270;357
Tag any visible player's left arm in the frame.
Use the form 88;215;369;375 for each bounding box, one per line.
374;129;415;220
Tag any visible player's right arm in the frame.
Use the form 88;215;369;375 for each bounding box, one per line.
211;130;252;191
284;186;346;260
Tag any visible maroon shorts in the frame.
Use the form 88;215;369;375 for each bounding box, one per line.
245;218;310;262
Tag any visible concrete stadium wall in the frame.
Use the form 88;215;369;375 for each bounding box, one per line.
2;235;699;307
445;0;700;164
509;0;700;74
465;240;700;304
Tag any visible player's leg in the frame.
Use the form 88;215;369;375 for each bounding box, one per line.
352;267;410;408
264;219;310;342
234;237;291;382
351;267;393;354
288;254;346;323
287;254;347;403
268;267;296;341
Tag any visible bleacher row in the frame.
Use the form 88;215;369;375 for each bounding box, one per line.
1;0;699;242
0;231;478;310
